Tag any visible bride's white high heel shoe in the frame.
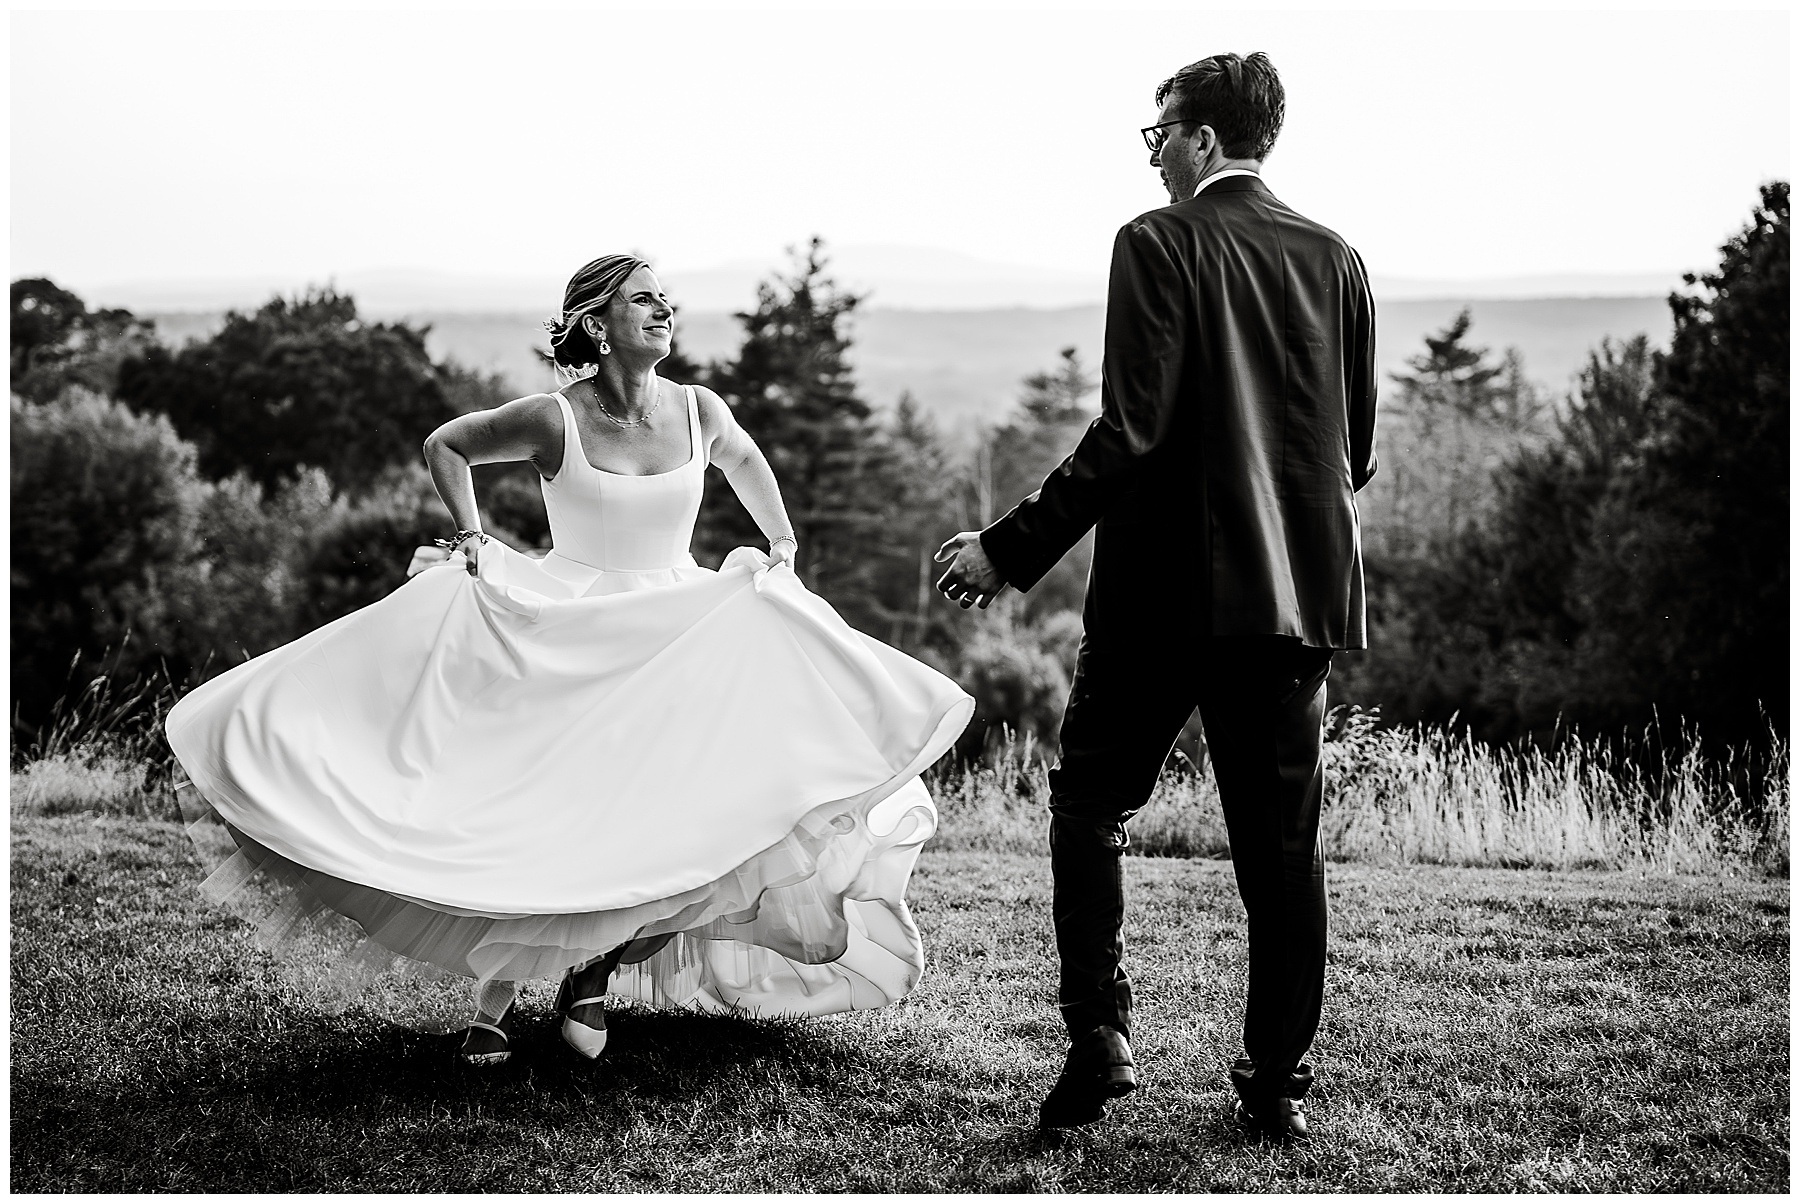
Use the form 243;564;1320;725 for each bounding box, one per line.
557;971;609;1059
562;999;609;1059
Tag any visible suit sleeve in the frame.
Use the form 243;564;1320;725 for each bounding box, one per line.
1347;246;1378;493
979;219;1189;591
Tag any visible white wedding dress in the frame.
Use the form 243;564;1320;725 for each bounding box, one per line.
166;384;974;1027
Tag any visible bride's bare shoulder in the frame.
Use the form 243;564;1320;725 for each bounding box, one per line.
673;380;734;439
464;392;566;454
495;390;565;427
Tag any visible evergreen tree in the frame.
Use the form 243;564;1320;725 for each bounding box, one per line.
1346;184;1789;747
987;346;1097;508
1496;338;1657;645
1457;338;1659;740
697;238;897;620
871;393;962;652
1337;312;1553;731
1362;311;1547;562
1572;181;1789;742
975;346;1100;620
1389;307;1506;427
1020;345;1096;424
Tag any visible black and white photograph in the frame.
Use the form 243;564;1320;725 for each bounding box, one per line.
9;3;1789;1193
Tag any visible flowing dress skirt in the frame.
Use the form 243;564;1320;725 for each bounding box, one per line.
167;543;973;1029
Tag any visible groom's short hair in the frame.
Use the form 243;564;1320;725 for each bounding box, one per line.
1156;52;1285;161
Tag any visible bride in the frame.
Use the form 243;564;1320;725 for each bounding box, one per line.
165;254;974;1066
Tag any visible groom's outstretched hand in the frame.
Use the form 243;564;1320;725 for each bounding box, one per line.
934;532;1007;610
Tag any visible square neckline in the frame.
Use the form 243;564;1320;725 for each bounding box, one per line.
552;382;698;480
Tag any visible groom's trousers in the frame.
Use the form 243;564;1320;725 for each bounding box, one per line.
1046;546;1333;1091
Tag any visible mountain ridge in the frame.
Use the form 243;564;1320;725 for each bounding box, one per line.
147;295;1674;438
79;245;1691;315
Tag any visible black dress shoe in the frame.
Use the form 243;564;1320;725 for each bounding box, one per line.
1230;1058;1313;1140
1234;1095;1309;1140
1038;1025;1137;1129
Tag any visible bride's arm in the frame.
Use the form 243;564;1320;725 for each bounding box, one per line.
694;386;798;566
420;394;562;573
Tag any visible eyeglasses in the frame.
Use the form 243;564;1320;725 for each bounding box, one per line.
1140;119;1190;153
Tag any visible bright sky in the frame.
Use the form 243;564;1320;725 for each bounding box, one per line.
11;6;1791;293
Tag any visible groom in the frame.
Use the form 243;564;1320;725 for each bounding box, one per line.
936;52;1377;1138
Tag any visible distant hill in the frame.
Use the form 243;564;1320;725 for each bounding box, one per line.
90;248;1108;316
148;295;1674;438
94;255;1688;315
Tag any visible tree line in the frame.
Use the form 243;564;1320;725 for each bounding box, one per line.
8;239;1097;755
10;185;1788;759
1343;182;1787;752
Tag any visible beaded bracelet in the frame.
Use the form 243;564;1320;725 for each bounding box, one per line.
434;529;489;554
770;535;798;548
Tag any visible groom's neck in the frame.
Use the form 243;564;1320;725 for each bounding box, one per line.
1198;156;1262;184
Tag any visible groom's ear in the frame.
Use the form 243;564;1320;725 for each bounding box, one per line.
1191;123;1219;162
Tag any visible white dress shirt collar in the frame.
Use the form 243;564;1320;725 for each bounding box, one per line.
1193;168;1261;197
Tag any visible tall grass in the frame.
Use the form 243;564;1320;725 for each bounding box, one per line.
10;650;184;822
930;707;1790;875
13;662;1787;877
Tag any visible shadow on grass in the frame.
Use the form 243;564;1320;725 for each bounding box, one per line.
13;994;895;1191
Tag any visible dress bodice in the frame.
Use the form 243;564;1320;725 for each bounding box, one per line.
540;384;704;575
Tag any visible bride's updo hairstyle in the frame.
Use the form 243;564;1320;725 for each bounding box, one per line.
543;254;649;380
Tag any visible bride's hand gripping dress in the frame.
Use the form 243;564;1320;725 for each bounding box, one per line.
164;379;974;1045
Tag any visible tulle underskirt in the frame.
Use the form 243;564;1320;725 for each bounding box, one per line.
175;773;946;1033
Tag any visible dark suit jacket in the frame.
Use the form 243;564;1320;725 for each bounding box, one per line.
980;175;1379;650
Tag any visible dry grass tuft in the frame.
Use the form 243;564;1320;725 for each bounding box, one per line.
931;708;1789;875
11;661;184;821
11;747;162;818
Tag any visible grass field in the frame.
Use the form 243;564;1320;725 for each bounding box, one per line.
11;811;1788;1193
